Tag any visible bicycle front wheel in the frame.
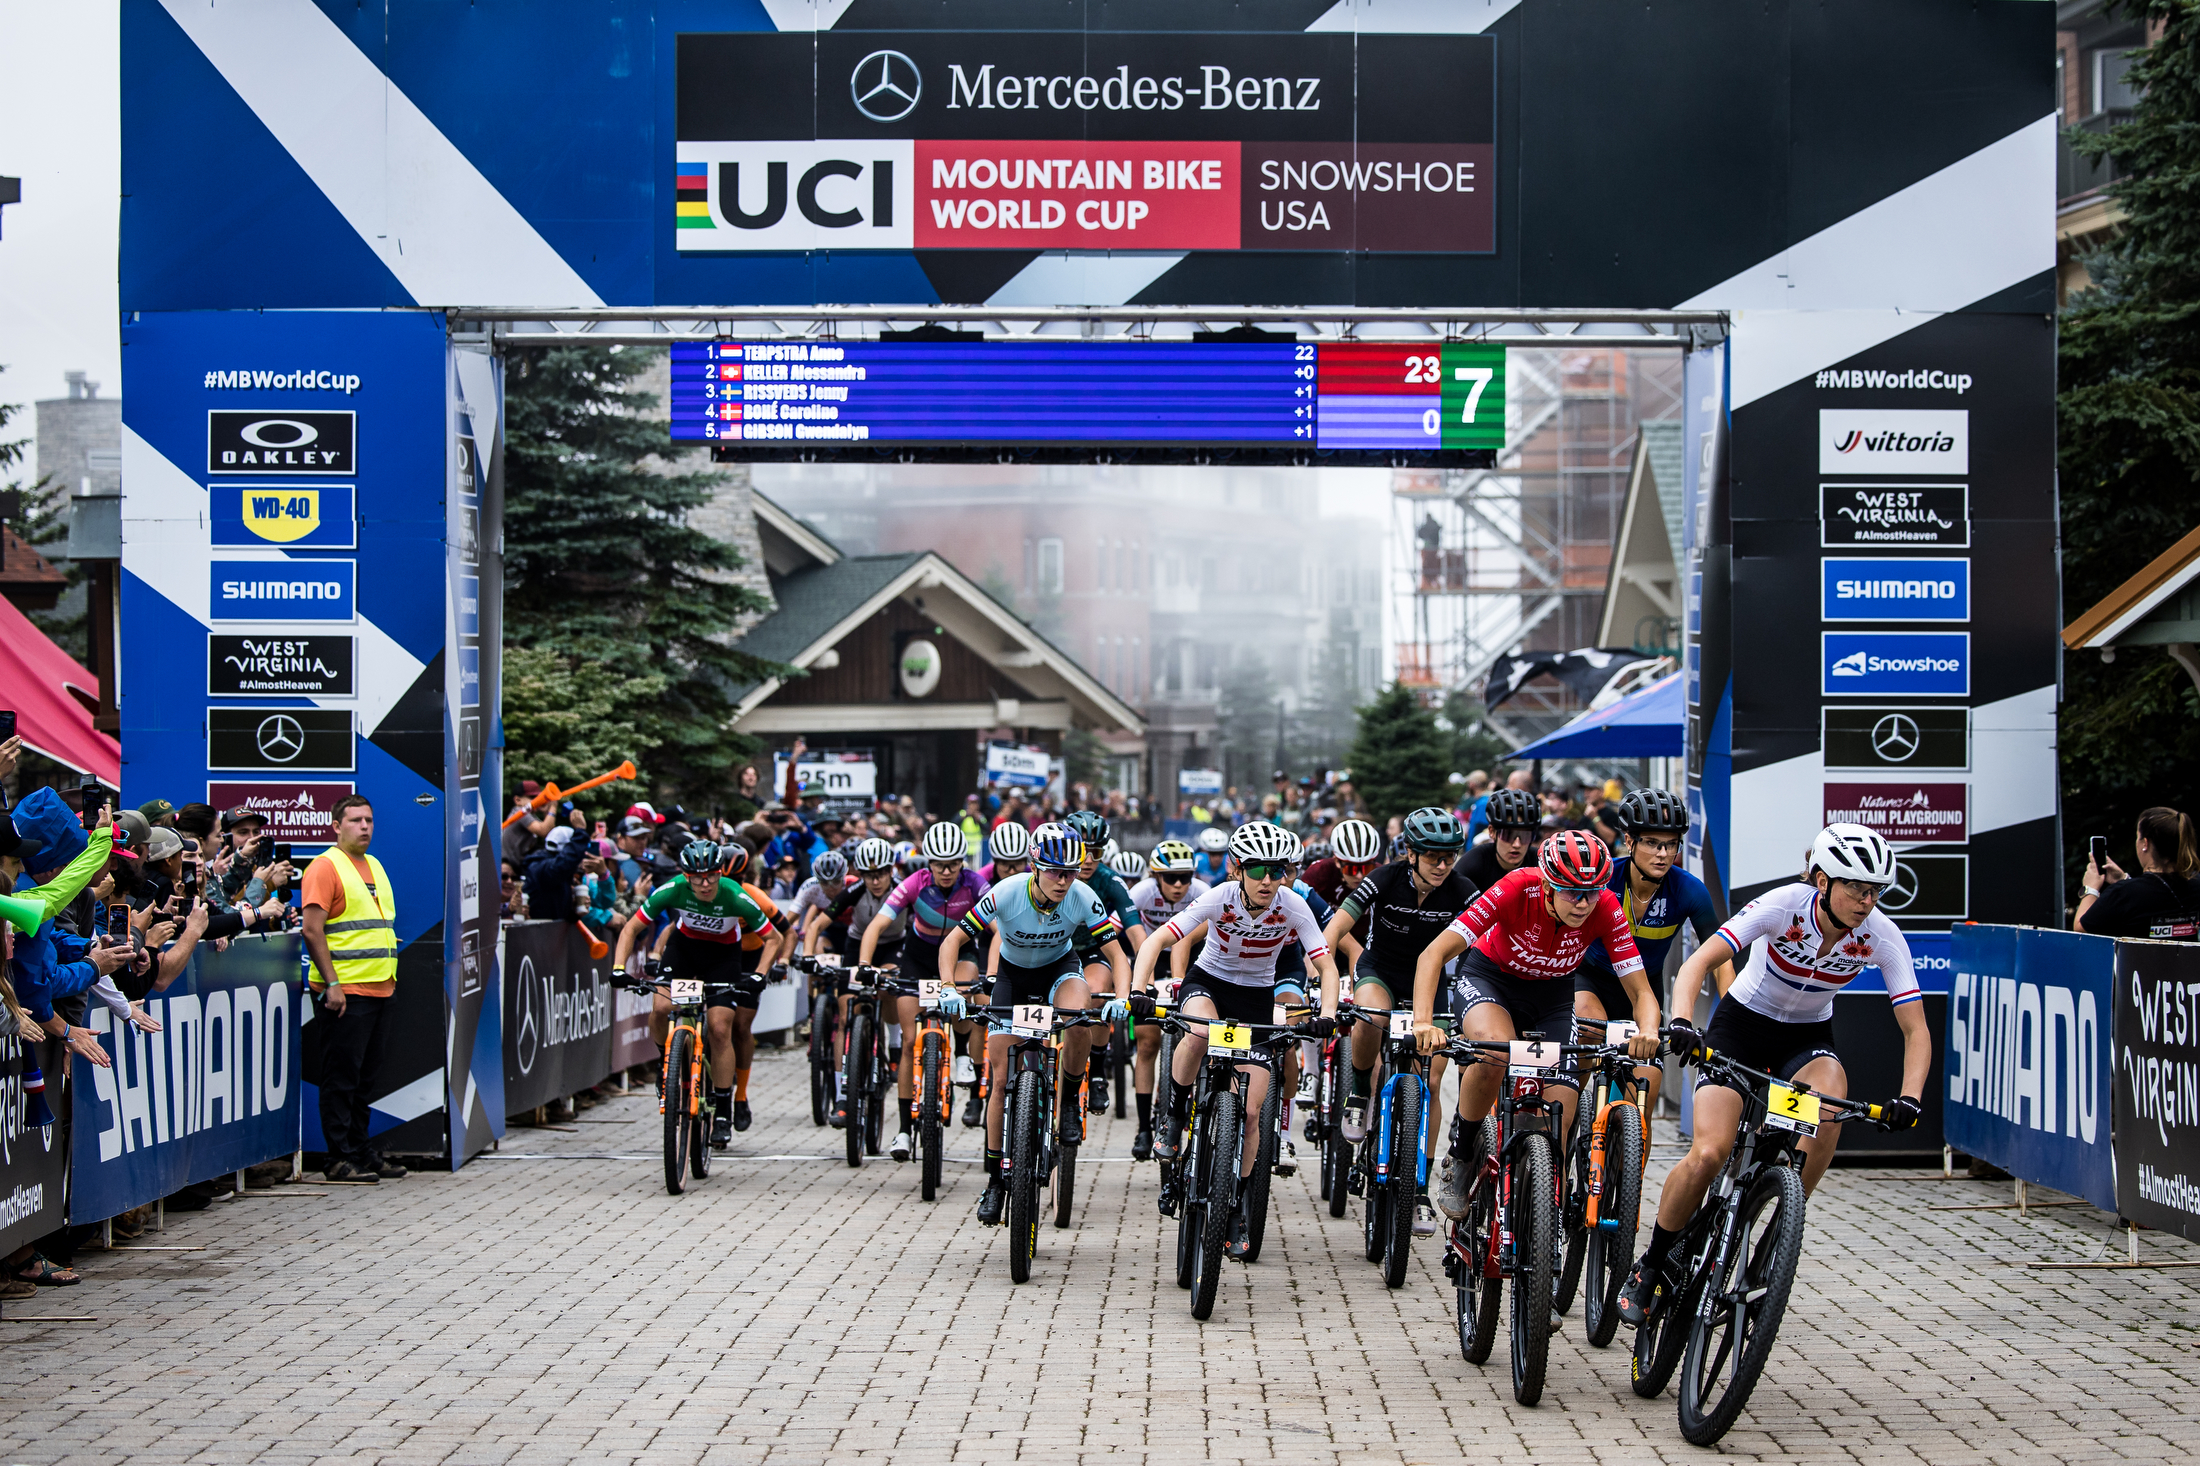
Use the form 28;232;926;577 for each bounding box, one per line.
1458;1117;1503;1364
842;1012;870;1168
662;1029;694;1196
1585;1099;1645;1349
1191;1086;1241;1321
1381;1072;1422;1290
1554;1110;1592;1317
919;1032;945;1202
1153;1030;1178;1152
1677;1163;1806;1445
1241;1075;1279;1263
1508;1135;1557;1406
1112;1024;1129;1119
809;1013;832;1127
1007;1071;1043;1284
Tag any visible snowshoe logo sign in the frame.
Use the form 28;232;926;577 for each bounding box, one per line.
1822;633;1968;697
1818;410;1966;474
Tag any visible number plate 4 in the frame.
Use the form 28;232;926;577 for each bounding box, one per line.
1508;1039;1556;1070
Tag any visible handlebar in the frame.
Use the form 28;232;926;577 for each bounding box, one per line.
1659;1024;1889;1126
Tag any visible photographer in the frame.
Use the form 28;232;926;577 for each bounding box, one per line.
214;806;298;911
2077;806;2200;940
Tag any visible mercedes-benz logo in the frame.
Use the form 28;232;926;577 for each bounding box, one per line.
851;49;921;122
256;714;305;763
515;955;541;1076
1870;713;1921;763
1880;861;1921;913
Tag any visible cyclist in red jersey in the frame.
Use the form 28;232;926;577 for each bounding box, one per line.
1410;830;1663;1219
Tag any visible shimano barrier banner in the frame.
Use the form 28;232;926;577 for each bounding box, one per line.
2114;938;2200;1240
0;1031;71;1253
70;936;302;1224
503;922;616;1117
1944;926;2114;1213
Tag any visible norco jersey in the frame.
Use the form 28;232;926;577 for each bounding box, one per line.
1341;862;1481;987
1161;883;1329;987
1447;867;1642;983
643;875;771;946
1129;875;1210;932
959;873;1121;967
1715;883;1918;1024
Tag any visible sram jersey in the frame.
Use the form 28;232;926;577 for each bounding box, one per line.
643;875;770;946
1161;883;1329;987
1447;866;1642;983
1716;883;1918;1023
1129;875;1210;933
959;874;1120;966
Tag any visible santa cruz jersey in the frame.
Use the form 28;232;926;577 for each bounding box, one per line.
1715;882;1918;1024
959;874;1121;967
1447;866;1643;982
643;875;771;946
1160;883;1329;987
884;868;988;945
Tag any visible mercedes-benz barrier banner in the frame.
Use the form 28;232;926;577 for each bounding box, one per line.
504;923;616;1117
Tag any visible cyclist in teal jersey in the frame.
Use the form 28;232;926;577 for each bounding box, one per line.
1066;810;1143;1115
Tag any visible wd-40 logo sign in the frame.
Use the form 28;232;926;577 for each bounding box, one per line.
212;484;356;549
1822;632;1968;697
1818;410;1967;475
1821;558;1970;622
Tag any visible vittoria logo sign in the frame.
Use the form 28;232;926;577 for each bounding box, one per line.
1818;410;1967;474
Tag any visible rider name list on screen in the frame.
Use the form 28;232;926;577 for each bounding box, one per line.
670;341;1505;456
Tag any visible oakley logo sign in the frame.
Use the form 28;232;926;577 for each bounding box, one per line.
852;50;922;122
208;410;356;475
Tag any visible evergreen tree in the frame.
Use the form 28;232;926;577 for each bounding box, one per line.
2058;2;2200;890
499;645;657;824
1289;625;1364;777
1439;689;1515;781
502;346;783;807
1348;683;1453;823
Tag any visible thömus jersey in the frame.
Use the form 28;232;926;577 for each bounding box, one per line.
1714;882;1918;1024
643;875;771;946
1129;875;1209;932
1447;867;1642;983
885;868;988;945
1161;883;1329;987
1582;863;1719;980
959;874;1121;966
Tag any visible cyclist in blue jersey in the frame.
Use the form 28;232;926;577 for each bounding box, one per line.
1193;825;1231;887
937;824;1127;1226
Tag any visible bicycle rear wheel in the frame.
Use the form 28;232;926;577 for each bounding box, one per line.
1361;1136;1386;1263
1554;1107;1592;1317
1631;1253;1700;1398
809;1009;833;1127
1677;1164;1806;1445
1053;1080;1079;1230
1508;1135;1557;1406
662;1029;694;1196
1007;1071;1043;1284
1381;1072;1422;1289
690;1104;712;1180
1241;1076;1279;1263
919;1033;945;1202
842;1013;870;1169
1585;1099;1644;1348
1191;1085;1241;1321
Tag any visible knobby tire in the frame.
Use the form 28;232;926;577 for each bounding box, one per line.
1585;1100;1645;1349
1242;1075;1279;1264
843;1013;870;1169
1508;1135;1558;1406
919;1034;945;1202
1458;1115;1503;1365
1676;1163;1806;1446
662;1028;694;1196
1007;1070;1043;1284
1381;1072;1422;1290
1191;1084;1241;1321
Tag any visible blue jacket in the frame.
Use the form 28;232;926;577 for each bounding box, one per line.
11;874;98;1024
523;836;588;923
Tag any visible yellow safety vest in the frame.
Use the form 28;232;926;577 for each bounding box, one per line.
316;850;397;987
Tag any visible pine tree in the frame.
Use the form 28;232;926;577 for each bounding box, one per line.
502;345;783;807
1289;625;1363;777
1439;689;1515;780
2058;1;2200;888
1348;683;1453;823
1217;652;1281;791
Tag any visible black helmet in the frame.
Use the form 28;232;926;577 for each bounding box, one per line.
678;838;722;875
1401;806;1465;853
1484;788;1539;830
1614;788;1689;836
1064;809;1110;848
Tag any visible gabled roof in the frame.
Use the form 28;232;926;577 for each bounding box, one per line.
2063;523;2200;649
751;489;841;575
738;552;921;666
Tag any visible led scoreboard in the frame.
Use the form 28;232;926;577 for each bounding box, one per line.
671;340;1505;461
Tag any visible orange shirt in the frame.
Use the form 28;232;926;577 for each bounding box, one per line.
301;850;398;998
740;882;782;953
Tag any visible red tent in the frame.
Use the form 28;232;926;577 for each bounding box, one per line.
0;590;119;785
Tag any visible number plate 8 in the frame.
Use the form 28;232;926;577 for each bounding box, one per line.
1210;1023;1252;1057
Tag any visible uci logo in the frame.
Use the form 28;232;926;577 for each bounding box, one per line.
851;50;921;122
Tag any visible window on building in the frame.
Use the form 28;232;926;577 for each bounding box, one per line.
1132;636;1143;700
1098;634;1112;689
2093;47;2138;112
1037;537;1063;595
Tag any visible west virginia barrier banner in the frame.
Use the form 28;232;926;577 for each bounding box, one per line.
0;1031;71;1253
2114;937;2200;1240
1945;925;2115;1213
70;935;302;1223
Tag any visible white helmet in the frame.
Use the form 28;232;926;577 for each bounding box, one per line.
1808;823;1896;885
1229;822;1301;866
1102;838;1120;864
1330;818;1383;865
921;822;969;863
1110;849;1148;880
851;836;896;873
1196;826;1229;854
988;820;1030;861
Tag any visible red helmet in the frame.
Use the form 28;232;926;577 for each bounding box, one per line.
1538;829;1613;890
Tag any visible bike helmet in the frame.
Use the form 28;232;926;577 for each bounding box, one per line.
1391;833;1410;860
1110;849;1148;880
1301;839;1331;865
1064;809;1110;850
812;849;848;884
892;839;920;873
1330;818;1384;865
1031;822;1084;871
1196;826;1229;854
678;838;722;875
1101;837;1120;865
1808;822;1896;885
1402;806;1466;853
1613;788;1689;835
920;822;969;863
988;821;1031;862
1483;788;1540;830
851;836;896;873
1148;839;1196;875
1538;828;1614;889
1228;822;1301;866
717;842;752;880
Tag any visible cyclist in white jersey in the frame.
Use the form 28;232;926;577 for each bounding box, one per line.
1123;839;1208;1158
1619;823;1929;1327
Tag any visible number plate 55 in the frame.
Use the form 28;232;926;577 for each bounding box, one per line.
670;979;704;1003
918;979;942;1009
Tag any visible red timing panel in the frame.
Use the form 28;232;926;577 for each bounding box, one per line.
1316;343;1446;395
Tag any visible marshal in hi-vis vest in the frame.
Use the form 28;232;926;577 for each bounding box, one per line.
314;849;396;987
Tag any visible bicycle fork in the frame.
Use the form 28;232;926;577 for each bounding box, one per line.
1372;1070;1431;1188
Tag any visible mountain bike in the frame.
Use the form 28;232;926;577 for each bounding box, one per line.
1305;996;1354;1219
973;1003;1110;1284
898;972;960;1201
1555;1018;1649;1347
1150;975;1183;1180
1442;1033;1599;1406
837;963;894;1167
617;962;748;1196
792;952;842;1127
1342;1006;1428;1290
1237;1002;1315;1264
1628;1033;1888;1445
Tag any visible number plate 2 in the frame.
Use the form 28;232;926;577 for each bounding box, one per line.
1766;1083;1821;1136
669;979;704;1003
1011;1003;1053;1038
1210;1022;1253;1057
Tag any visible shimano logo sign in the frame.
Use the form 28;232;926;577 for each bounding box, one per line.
1818;409;1968;474
1822;557;1970;622
1822;632;1968;697
208;559;356;623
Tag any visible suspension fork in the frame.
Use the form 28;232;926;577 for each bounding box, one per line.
1373;1053;1432;1187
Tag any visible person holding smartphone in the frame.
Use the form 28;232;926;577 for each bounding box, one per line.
2076;807;2200;940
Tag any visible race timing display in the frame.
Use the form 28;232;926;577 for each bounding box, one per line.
671;340;1506;458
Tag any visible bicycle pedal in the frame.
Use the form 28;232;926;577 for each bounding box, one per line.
1345;1169;1366;1197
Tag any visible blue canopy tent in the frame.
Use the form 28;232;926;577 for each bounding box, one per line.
1508;673;1683;760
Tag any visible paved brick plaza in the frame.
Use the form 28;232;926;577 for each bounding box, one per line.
4;1046;2197;1465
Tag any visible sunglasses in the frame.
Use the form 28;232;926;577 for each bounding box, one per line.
1238;862;1292;882
1550;883;1605;900
1156;872;1192;884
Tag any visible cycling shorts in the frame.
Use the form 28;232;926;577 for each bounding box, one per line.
1695;999;1838;1094
1351;964;1453;1021
667;931;758;1012
1177;967;1276;1029
990;952;1086;1009
1453;949;1576;1083
1573;961;1638;1024
899;935;981;993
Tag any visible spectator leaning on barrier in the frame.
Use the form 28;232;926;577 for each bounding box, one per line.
523;824;595;923
300;795;405;1184
2077;805;2200;941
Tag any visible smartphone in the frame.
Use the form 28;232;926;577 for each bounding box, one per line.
105;901;129;941
0;710;15;741
252;834;275;863
274;843;293;866
79;779;104;829
2091;835;2109;870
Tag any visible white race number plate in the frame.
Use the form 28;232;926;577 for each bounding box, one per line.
1389;1011;1415;1040
669;979;704;1003
1508;1039;1557;1069
1011;1004;1053;1039
1605;1020;1639;1046
1154;978;1181;1004
918;979;942;1009
812;953;841;969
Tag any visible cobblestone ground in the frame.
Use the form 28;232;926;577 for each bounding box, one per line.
3;1043;2199;1464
